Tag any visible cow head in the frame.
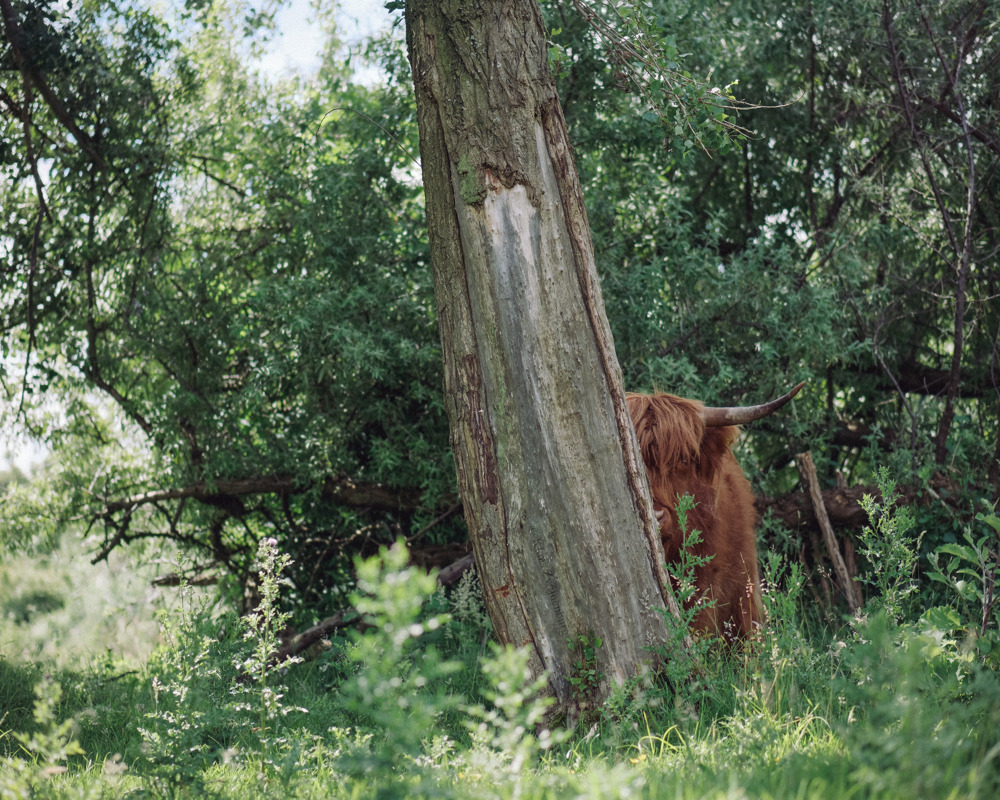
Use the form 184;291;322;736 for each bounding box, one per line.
626;393;740;558
625;382;804;641
626;382;805;566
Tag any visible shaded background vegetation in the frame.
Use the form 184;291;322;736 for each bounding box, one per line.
2;0;998;629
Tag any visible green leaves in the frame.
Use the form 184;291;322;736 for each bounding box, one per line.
2;0;448;599
857;468;919;620
926;501;1000;664
338;541;461;773
567;632;605;703
1;678;85;798
570;0;751;156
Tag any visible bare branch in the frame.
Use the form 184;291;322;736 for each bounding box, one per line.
103;475;436;515
797;451;863;612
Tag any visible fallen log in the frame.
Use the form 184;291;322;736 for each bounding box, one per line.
273;609;358;664
756;482;920;531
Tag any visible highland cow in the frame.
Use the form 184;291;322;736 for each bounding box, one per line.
627;383;804;642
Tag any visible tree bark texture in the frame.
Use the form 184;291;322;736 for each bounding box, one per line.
405;0;671;707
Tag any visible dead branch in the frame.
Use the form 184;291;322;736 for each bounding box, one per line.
272;551;478;665
796;451;863;612
104;475;434;515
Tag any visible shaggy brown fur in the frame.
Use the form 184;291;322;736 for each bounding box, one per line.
627;392;762;642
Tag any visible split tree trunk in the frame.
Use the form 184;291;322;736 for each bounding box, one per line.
405;0;675;709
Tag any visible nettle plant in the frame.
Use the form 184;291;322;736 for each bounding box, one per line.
653;493;716;690
925;502;1000;667
567;631;605;705
139;537;305;786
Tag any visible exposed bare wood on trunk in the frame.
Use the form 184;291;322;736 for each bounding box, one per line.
796;451;863;612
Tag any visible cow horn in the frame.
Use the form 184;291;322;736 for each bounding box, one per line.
701;381;806;427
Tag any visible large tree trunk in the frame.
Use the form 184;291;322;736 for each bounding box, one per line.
405;0;675;710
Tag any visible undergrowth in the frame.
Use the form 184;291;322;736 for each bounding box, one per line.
2;474;1000;797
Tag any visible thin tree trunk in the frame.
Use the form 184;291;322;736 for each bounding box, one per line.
405;0;680;711
883;0;975;465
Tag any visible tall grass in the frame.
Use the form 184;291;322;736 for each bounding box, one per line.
3;489;1000;798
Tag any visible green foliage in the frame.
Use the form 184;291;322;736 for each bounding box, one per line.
565;1;751;157
238;538;303;742
334;540;461;778
0;678;84;800
138;540;307;794
3;0;1000;793
650;493;715;701
138;596;244;793
2;0;996;629
129;538;566;797
2;0;447;606
462;643;565;786
926;501;1000;667
566;632;604;704
0;531;169;668
0;520;999;798
550;0;999;528
833;612;1000;798
858;467;919;619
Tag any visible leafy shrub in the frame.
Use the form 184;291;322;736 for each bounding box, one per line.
649;494;717;709
857;467;919;620
0;678;84;800
833;613;1000;798
925;501;1000;667
138;538;306;794
567;632;605;705
332;540;461;783
462;642;564;786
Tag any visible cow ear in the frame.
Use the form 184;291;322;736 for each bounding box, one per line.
698;425;740;481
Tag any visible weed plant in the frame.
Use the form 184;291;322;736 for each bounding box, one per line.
926;500;1000;665
650;494;717;708
331;540;461;785
858;467;919;619
0;678;84;799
